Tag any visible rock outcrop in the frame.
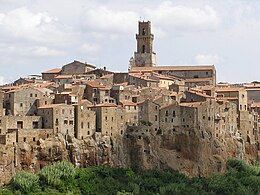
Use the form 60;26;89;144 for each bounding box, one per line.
0;129;258;185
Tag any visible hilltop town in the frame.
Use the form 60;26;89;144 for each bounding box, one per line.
0;21;259;184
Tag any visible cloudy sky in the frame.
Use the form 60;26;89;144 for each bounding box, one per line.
0;0;260;84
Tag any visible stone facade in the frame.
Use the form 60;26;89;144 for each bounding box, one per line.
61;60;95;75
4;87;45;116
37;104;75;138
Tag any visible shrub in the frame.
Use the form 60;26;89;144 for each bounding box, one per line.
39;161;76;188
10;171;39;194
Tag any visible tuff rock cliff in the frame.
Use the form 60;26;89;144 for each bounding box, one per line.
0;128;258;185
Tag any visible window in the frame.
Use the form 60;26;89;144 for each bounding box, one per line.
87;131;90;135
55;118;59;125
62;109;65;114
69;120;73;125
33;137;36;142
81;122;83;128
20;103;23;107
142;45;145;53
142;28;146;35
64;120;68;125
17;121;23;129
173;111;176;117
155;115;158;121
165;110;168;116
33;122;38;129
87;122;90;128
35;94;37;97
30;93;33;97
23;137;26;142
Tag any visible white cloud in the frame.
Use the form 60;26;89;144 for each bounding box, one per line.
0;7;72;44
0;44;65;58
80;43;100;53
145;1;221;32
31;46;66;57
194;54;221;65
0;76;7;85
83;6;139;34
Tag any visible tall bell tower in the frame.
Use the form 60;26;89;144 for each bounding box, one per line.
131;21;156;68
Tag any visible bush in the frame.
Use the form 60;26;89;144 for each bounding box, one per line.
39;161;76;188
10;171;39;194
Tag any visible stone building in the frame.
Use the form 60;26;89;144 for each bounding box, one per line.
4;87;46;116
138;99;160;134
74;100;96;139
129;21;216;87
216;87;248;112
61;60;96;75
54;93;78;105
90;103;118;136
53;75;74;85
129;73;159;88
110;84;134;104
159;101;180;134
42;68;61;81
37;104;75;138
120;101;139;126
83;81;114;104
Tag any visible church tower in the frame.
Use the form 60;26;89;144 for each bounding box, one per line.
131;21;156;68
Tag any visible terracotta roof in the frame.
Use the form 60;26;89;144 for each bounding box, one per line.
120;101;137;106
91;103;117;107
136;100;146;104
179;102;205;107
83;80;105;88
38;104;64;109
189;90;215;99
130;65;215;72
101;74;113;79
216;88;243;92
42;68;62;74
54;75;73;79
217;97;239;101
251;102;260;108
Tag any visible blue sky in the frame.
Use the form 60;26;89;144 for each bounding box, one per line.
0;0;260;84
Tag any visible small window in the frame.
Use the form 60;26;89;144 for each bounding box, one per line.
23;137;26;142
142;28;146;35
173;111;176;117
142;45;145;53
20;103;23;107
35;94;37;97
30;93;33;97
33;137;36;142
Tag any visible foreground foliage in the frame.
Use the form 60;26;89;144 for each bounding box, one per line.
0;159;260;195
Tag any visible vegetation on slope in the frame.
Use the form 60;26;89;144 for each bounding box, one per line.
0;159;260;195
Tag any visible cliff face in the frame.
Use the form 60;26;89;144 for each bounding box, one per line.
0;130;258;185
